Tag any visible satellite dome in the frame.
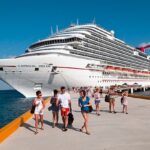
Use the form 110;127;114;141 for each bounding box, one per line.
111;30;115;35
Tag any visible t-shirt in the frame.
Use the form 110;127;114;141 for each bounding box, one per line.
58;92;71;108
50;96;57;106
78;96;90;112
123;96;128;105
109;89;116;98
34;98;43;113
94;92;101;100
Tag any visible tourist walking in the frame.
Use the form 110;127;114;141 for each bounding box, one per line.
108;87;117;113
78;90;91;135
58;86;72;131
93;88;101;116
50;89;59;128
122;91;128;114
34;90;45;134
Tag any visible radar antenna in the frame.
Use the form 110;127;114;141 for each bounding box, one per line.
92;17;96;24
56;25;59;33
51;26;53;35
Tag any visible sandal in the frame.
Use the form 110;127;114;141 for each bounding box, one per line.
80;127;84;132
62;128;68;132
41;127;44;130
35;130;38;135
52;124;55;128
86;131;91;135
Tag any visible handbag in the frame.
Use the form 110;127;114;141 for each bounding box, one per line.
68;113;74;125
121;96;124;104
105;94;110;102
48;105;52;111
88;105;93;113
30;104;35;114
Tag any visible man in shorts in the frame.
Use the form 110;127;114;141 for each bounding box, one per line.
58;86;72;131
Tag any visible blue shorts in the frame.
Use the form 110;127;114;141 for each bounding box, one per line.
95;100;100;105
81;110;89;113
51;106;59;112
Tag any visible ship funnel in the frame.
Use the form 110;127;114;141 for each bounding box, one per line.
137;44;150;53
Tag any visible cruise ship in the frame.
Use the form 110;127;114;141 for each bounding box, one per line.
0;24;150;97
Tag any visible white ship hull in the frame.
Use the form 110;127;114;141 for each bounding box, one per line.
0;53;149;97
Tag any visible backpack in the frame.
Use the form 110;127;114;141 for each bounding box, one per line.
105;94;110;102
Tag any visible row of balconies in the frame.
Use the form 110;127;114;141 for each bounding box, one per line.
72;46;150;70
81;41;150;69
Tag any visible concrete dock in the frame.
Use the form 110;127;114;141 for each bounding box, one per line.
0;93;150;150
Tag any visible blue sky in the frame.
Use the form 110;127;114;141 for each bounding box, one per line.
0;0;150;89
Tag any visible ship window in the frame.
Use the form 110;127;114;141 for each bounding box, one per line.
35;68;39;71
0;67;3;71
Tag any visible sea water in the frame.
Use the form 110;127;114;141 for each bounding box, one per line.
0;90;33;128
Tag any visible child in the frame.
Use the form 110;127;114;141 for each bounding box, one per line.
34;91;45;134
50;89;59;128
122;91;128;114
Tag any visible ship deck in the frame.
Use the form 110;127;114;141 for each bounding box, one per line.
0;92;150;150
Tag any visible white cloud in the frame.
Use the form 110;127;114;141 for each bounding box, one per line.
0;55;16;59
139;42;150;47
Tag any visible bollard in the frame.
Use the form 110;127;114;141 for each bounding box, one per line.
130;87;134;94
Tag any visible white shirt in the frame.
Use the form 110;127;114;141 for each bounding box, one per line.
58;92;71;108
94;92;101;100
34;98;44;114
